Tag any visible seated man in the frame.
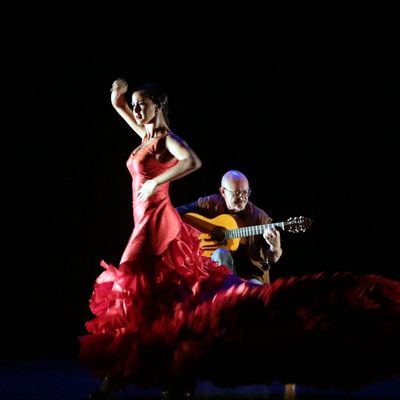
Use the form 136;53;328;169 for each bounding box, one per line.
176;170;282;284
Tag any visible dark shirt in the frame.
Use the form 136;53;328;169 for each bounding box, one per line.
176;194;274;284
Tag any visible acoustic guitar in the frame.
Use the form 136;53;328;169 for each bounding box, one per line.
181;212;313;257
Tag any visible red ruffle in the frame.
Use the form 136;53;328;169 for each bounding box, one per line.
80;237;400;389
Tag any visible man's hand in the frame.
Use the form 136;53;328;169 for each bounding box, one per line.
263;227;281;251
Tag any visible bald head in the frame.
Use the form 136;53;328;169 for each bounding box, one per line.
220;170;250;212
221;170;249;188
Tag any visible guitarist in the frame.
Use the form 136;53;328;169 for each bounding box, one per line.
176;170;282;284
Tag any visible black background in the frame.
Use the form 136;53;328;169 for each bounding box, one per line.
4;7;398;360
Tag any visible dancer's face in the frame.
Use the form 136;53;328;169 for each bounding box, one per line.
131;91;158;125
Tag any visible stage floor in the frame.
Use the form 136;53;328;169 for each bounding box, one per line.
2;357;399;400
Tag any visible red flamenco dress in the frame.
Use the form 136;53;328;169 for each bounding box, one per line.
80;135;400;391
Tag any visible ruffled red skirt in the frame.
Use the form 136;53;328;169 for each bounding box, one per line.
80;223;400;390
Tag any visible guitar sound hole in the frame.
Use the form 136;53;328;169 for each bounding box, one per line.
211;230;225;242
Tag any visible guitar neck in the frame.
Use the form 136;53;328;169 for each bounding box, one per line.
224;222;287;240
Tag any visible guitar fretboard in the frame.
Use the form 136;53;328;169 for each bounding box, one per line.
224;222;287;239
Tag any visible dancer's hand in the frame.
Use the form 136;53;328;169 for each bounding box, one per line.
111;78;128;108
138;179;158;201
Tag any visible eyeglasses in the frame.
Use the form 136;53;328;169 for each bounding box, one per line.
223;187;252;199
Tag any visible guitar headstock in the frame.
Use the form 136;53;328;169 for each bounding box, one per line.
285;216;313;233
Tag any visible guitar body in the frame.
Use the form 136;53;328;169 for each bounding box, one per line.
181;213;241;256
